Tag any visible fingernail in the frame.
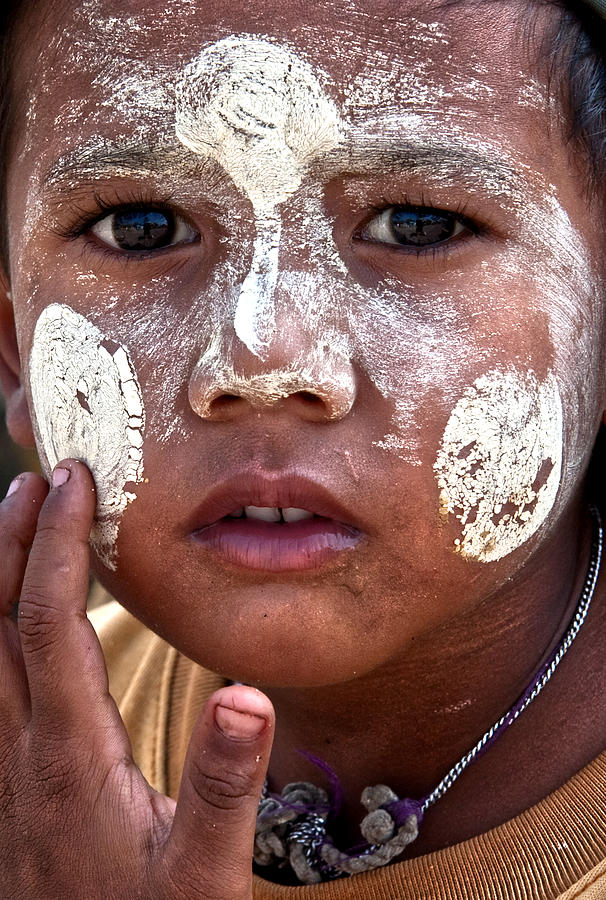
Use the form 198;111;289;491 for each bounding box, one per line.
52;466;71;488
215;704;267;741
5;475;23;498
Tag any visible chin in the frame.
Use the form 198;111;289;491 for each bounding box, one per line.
117;579;381;688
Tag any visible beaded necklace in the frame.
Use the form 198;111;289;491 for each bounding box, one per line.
254;506;603;885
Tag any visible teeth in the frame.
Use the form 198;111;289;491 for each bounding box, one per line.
239;506;316;522
244;506;281;522
282;507;314;522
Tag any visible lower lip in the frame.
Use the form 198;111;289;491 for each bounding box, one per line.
192;517;361;571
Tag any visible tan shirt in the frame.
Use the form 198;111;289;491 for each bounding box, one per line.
90;599;606;900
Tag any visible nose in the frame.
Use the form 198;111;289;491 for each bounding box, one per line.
188;326;357;423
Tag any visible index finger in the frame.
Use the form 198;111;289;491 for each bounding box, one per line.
17;460;117;732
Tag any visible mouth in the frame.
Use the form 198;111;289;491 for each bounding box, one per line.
190;473;363;572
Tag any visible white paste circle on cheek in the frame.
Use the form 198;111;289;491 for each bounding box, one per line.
434;368;563;562
29;304;145;571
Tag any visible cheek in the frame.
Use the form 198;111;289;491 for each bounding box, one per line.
348;288;474;466
434;367;563;562
28;303;146;570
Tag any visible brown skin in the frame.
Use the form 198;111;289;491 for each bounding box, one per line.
0;0;605;893
0;465;276;898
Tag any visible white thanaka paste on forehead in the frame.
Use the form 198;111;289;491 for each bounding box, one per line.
29;304;145;570
434;368;563;562
175;35;344;359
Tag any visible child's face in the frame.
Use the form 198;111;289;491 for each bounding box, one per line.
2;0;605;685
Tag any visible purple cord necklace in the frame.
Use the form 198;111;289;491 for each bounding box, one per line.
254;506;603;885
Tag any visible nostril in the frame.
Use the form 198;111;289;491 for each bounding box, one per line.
296;391;324;407
189;370;355;421
208;393;244;416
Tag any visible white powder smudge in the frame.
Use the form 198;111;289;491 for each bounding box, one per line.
29;304;145;570
434;368;563;562
341;16;494;120
175;36;344;358
517;77;548;112
189;319;355;419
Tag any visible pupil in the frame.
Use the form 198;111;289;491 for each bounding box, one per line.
390;209;454;246
112;210;173;251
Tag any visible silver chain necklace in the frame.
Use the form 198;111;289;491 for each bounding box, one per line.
254;506;603;885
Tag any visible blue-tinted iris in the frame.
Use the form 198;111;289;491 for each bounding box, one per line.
111;210;174;251
389;209;456;246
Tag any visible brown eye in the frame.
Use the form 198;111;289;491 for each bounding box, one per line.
91;208;197;252
362;206;466;248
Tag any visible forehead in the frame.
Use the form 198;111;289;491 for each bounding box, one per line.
12;0;551;167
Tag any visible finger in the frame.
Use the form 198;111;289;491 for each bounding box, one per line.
0;473;48;719
17;460;126;744
163;685;274;900
0;472;48;616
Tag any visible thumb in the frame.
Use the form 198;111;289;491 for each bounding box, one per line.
162;684;274;899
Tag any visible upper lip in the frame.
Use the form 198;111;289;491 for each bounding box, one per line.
189;470;363;532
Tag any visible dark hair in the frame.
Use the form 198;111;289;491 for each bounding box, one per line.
541;1;606;198
0;0;604;505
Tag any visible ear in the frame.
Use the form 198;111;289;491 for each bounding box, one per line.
0;270;35;447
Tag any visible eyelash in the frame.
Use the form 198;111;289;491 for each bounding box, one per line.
55;188;485;268
57;188;174;238
355;193;482;259
54;188;198;267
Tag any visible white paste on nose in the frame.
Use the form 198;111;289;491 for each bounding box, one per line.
434;368;562;562
29;304;145;571
175;35;344;358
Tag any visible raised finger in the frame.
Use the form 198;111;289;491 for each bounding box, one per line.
18;460;126;741
163;685;275;900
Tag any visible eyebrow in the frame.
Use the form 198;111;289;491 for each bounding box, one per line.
43;140;215;190
320;138;525;195
44;134;526;200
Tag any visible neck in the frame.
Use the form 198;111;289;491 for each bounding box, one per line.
263;499;600;855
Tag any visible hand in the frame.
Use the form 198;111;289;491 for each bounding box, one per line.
0;460;275;900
